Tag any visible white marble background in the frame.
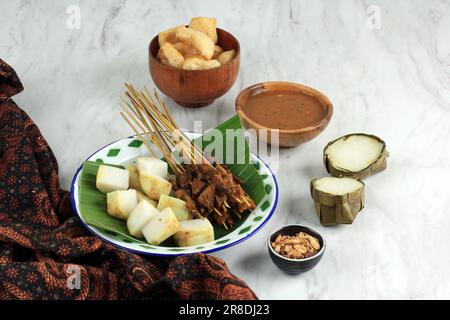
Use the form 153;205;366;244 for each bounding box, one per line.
1;0;450;299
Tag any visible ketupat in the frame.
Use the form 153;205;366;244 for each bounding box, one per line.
157;194;192;221
142;208;180;245
136;190;157;207
310;177;365;226
127;200;159;238
136;157;168;179
107;189;137;220
323;133;389;180
139;173;172;201
126;164;143;192
174;218;214;247
96;165;129;193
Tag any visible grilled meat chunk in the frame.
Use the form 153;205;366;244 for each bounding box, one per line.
197;184;215;212
171;164;256;226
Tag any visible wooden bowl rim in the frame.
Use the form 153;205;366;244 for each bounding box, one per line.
235;81;333;134
148;27;240;72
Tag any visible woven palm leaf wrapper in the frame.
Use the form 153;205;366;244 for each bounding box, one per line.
323;133;389;180
310;178;365;226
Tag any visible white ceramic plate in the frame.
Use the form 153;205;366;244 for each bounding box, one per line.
70;132;278;256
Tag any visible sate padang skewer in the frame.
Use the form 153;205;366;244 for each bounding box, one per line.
170;163;255;226
119;84;255;229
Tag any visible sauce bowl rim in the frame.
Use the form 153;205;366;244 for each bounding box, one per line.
235;81;333;134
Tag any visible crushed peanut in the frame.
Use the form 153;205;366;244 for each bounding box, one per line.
271;232;321;259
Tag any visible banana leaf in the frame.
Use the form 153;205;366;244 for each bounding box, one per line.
77;115;267;244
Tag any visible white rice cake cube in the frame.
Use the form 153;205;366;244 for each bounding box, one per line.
96;165;129;193
106;189;137;220
127;200;159;238
126;163;143;192
139;173;172;201
136;157;168;179
136;190;157;207
174;218;214;247
142;207;180;245
157;194;192;221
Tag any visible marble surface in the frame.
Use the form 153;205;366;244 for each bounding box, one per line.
2;0;450;299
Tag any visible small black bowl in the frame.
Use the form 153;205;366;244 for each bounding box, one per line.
267;224;325;275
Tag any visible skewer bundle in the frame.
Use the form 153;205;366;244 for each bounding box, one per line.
119;84;255;229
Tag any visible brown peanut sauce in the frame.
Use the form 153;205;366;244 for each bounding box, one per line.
243;90;326;130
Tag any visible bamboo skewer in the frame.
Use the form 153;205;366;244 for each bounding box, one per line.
119;112;157;158
130;86;207;167
138;92;208;165
120;103;182;174
213;208;223;217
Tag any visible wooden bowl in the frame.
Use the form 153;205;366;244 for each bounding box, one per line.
148;28;240;108
235;82;333;148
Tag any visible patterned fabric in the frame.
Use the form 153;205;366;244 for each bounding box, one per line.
0;58;257;300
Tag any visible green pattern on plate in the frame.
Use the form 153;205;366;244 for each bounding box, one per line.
215;239;230;245
261;201;270;211
260;174;268;180
238;226;252;234
253;216;263;222
107;148;121;157
265;184;272;194
128;139;143;148
140;244;156;249
95;158;104;163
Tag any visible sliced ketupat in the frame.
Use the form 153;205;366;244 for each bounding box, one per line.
142;207;180;245
157;194;192;221
310;177;365;226
174;218;214;247
127;200;159;238
106;189;137;220
139;173;172;201
126;164;143;192
136;157;168;179
324;134;389;180
96;165;129;193
136;190;157;207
